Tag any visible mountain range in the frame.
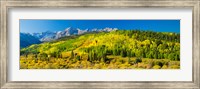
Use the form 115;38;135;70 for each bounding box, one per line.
20;33;41;48
20;27;118;48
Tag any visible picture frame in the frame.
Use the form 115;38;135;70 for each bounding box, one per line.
0;0;199;89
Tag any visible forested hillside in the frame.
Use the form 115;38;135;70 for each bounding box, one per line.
20;30;180;69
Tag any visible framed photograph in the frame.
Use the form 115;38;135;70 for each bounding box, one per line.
1;0;200;89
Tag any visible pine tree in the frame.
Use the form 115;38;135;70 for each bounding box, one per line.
70;50;74;59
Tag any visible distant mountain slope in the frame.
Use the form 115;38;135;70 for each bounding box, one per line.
20;27;118;48
30;27;118;42
20;33;41;48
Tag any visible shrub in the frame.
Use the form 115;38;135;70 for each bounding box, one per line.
154;61;163;67
162;65;168;69
135;58;142;63
138;63;147;69
153;65;161;69
76;55;81;61
169;65;180;69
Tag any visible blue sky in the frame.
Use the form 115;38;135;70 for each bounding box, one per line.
20;20;180;33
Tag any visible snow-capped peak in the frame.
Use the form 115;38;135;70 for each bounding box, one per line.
29;27;118;42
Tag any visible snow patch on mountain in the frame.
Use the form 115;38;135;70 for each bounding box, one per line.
26;27;118;42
